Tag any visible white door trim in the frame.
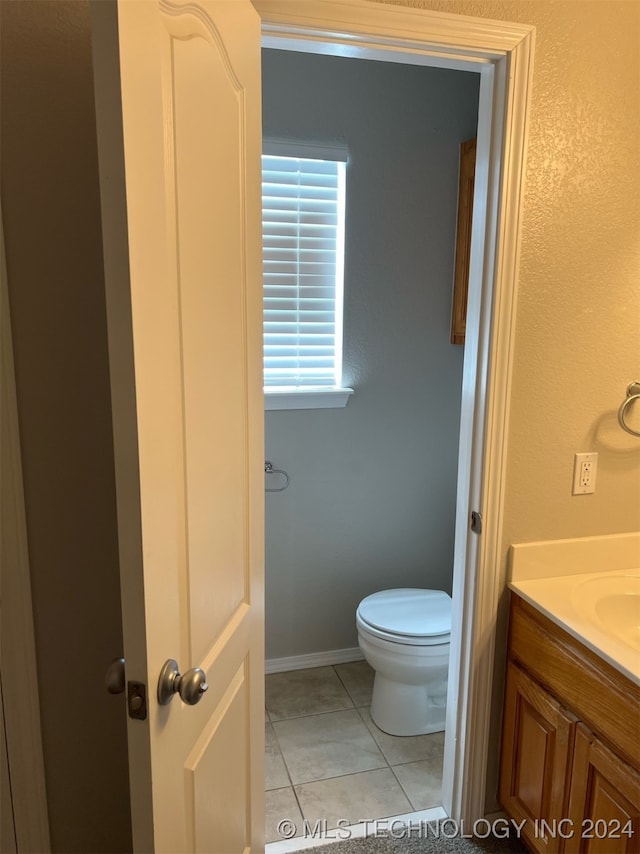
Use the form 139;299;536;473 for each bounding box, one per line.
0;205;51;852
254;0;535;822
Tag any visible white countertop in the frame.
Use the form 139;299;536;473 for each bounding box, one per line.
509;568;640;686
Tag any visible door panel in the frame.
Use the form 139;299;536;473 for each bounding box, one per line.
92;1;264;850
187;664;249;853
165;10;250;665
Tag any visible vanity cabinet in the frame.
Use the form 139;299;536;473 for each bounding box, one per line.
499;593;640;853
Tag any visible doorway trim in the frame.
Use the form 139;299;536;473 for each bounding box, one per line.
254;0;535;822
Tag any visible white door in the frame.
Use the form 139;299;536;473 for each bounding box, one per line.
91;1;264;851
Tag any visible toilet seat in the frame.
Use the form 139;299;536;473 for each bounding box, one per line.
357;588;451;646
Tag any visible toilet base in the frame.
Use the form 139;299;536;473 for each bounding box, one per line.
370;673;446;736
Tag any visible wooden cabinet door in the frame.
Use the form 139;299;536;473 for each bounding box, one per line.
499;661;577;853
565;724;640;854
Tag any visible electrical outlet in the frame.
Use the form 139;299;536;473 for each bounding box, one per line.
572;452;598;495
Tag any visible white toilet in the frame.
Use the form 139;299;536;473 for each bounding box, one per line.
356;588;452;736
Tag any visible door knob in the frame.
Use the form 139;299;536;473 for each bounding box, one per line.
105;657;126;694
157;659;209;706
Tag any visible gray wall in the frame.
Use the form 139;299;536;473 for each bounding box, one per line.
1;3;132;851
262;50;479;660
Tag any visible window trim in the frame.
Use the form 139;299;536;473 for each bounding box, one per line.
262;139;348;162
264;386;354;411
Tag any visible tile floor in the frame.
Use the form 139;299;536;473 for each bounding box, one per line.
265;662;444;844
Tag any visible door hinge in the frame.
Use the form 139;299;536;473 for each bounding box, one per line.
470;510;483;534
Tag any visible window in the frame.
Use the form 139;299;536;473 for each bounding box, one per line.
262;143;353;410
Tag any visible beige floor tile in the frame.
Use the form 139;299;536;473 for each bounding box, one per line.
265;787;303;844
392;757;443;810
265;723;290;791
359;706;445;765
295;768;412;829
273;709;386;785
266;667;354;720
334;660;374;707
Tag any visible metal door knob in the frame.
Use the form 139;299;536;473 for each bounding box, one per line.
105;657;126;694
157;659;209;706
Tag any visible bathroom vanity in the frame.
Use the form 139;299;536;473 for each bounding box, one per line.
498;536;640;853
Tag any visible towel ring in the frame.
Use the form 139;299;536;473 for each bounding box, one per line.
618;382;640;437
265;461;290;492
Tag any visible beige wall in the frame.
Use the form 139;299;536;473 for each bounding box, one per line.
382;0;640;542
1;2;132;850
378;0;640;809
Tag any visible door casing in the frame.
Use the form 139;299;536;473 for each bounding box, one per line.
254;0;535;822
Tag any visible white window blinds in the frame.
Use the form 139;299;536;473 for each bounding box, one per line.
262;150;346;389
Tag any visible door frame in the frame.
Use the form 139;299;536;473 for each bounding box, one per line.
254;0;535;822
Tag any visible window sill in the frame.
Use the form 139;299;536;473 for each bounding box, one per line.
264;387;354;411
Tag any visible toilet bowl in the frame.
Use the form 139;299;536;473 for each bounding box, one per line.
356;588;452;736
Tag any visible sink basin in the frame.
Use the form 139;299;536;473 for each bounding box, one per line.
571;573;640;652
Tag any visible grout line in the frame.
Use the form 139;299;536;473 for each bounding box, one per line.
267;703;355;724
331;662;358;706
267;718;302;802
389;753;445;768
267;699;371;723
292;763;398;788
387;762;418;812
352;704;392;771
331;662;375;710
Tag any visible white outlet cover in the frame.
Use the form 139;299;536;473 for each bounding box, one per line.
572;452;598;495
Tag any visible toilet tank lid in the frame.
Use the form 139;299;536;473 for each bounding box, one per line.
357;588;451;638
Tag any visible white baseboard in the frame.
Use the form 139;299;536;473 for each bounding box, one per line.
265;647;364;675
